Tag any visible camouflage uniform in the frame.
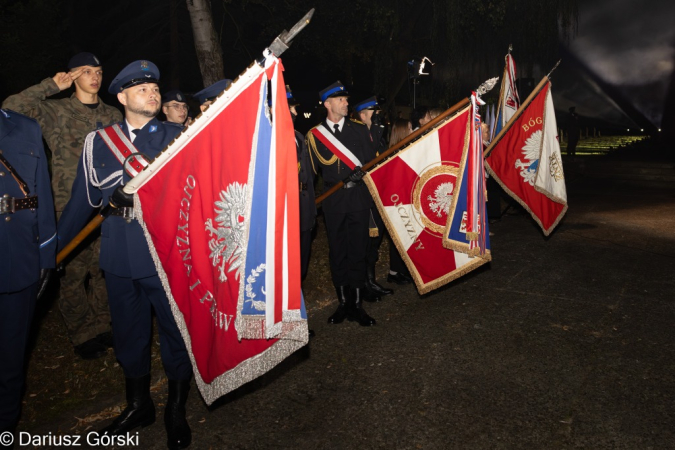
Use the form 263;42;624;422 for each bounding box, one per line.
2;78;122;346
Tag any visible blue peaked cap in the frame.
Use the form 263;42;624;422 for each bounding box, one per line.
194;79;232;105
354;96;379;113
319;81;348;103
286;84;299;106
162;89;187;104
108;60;160;94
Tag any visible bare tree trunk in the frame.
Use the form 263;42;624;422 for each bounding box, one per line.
169;0;180;88
186;0;225;87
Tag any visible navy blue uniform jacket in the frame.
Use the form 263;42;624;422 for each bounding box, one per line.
307;119;376;214
296;129;316;232
0;109;57;292
58;118;182;279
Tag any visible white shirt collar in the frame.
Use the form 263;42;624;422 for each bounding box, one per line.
326;116;345;133
126;120;146;143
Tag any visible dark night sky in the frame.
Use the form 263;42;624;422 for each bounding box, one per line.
2;1;673;131
558;0;674;128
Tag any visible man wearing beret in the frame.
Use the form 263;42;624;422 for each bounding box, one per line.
0;109;57;448
306;81;377;327
57;60;193;450
161;89;192;126
3;52;122;360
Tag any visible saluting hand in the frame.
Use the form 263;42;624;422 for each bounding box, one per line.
52;67;84;91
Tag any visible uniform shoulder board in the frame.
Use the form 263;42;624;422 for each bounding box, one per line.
1;108;39;125
350;118;365;125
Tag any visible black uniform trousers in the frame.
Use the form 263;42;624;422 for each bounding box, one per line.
105;273;191;381
300;229;313;280
324;207;370;288
0;282;38;430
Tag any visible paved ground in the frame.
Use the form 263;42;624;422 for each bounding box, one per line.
19;149;675;449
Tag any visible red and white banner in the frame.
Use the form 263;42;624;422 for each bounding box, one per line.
310;124;362;169
129;55;308;405
485;79;568;236
364;104;490;295
491;52;520;140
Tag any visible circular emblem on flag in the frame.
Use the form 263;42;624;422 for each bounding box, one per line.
412;163;459;235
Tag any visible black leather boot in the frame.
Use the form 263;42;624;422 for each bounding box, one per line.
100;374;155;435
165;379;192;450
347;287;376;326
387;271;413;285
328;286;349;324
364;266;393;301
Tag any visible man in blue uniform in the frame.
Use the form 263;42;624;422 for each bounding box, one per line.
306;81;376;327
194;79;232;111
286;85;316;280
58;60;192;450
161;89;192;126
0;109;57;446
352;96;396;300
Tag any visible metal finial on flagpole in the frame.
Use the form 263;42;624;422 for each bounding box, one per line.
547;59;562;79
476;77;499;96
508;44;513;54
267;9;315;57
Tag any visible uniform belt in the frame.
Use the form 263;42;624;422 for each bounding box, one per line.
0;194;38;214
300;182;308;191
109;206;136;220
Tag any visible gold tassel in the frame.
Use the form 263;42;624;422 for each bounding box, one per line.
369;227;379;238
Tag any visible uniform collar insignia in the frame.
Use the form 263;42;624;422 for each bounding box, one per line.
149;125;158;133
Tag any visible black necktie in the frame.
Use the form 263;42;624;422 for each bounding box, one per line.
130;129;141;143
333;123;340;135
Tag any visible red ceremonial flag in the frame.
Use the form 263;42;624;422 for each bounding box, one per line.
364;104;490;295
127;57;307;405
485;78;568;235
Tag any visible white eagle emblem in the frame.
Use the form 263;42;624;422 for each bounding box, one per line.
515;130;541;186
205;182;248;282
428;182;454;217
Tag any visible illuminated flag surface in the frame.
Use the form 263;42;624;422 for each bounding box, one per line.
485;79;568;236
492;53;520;140
131;57;307;404
364;105;490;295
443;93;490;256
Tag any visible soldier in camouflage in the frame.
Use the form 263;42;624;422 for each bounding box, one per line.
2;52;122;359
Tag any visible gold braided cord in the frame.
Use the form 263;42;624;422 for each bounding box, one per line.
306;130;337;168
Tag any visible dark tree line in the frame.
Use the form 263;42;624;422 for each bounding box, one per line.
0;0;578;109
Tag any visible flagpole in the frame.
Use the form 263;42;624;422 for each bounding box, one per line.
56;207;110;265
314;97;471;205
483;75;549;158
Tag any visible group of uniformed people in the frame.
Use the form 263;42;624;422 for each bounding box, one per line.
0;51;415;450
0;54;200;450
